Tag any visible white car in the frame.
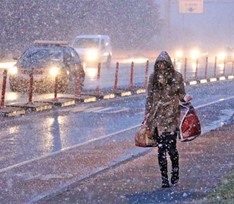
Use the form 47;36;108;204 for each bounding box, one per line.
71;35;112;68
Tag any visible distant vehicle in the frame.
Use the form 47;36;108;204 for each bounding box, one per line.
173;48;208;63
9;40;85;93
71;35;112;68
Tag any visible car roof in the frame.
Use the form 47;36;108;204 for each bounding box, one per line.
33;40;69;46
74;35;110;40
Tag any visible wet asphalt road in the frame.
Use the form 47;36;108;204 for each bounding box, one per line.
0;80;234;173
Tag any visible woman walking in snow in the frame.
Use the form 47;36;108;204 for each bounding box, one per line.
145;51;191;188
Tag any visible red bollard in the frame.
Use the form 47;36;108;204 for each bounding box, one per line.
0;69;7;108
232;60;234;75
113;62;119;93
95;63;101;95
214;56;217;77
184;58;187;82
205;56;208;79
144;60;149;88
75;64;82;97
27;69;34;105
129;61;134;90
223;59;226;76
53;75;58;101
195;59;199;79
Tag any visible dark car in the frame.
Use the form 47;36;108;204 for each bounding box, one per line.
9;41;85;93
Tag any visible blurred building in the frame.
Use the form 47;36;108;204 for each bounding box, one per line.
154;0;234;52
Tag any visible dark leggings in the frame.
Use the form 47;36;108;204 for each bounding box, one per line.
156;132;179;180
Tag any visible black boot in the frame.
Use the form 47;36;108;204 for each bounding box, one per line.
162;177;170;188
171;171;179;185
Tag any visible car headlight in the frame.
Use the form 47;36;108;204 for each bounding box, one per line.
175;50;183;59
49;66;60;77
190;49;200;60
86;49;98;61
218;52;226;61
9;66;18;75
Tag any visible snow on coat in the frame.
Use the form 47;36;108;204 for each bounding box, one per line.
145;51;186;136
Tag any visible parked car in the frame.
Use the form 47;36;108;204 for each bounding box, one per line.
71;35;112;68
9;41;85;93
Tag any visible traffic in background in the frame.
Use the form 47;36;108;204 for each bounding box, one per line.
0;47;233;117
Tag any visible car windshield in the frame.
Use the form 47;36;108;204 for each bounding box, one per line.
72;38;99;48
18;46;63;68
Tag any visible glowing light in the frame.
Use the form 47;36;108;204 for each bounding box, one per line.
175;50;183;58
120;58;148;64
86;49;98;61
218;52;226;61
0;61;16;69
6;92;18;101
85;67;97;80
49;66;60;77
9;66;18;75
190;49;200;60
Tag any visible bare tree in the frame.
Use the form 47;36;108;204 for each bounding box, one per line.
0;0;161;57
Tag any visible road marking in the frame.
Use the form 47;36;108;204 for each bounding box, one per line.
83;106;129;113
83;106;104;112
94;107;113;113
195;96;234;109
210;78;217;82
108;107;129;113
1;95;234;174
60;104;89;113
0;124;140;174
200;79;208;84
189;81;197;85
219;76;226;81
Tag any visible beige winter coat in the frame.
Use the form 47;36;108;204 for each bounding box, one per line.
145;51;186;136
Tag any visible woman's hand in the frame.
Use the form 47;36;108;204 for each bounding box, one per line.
184;94;192;102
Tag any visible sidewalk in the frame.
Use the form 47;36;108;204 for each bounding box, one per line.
0;121;233;204
36;122;234;203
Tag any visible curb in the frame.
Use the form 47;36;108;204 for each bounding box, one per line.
29;149;152;203
1;75;234;117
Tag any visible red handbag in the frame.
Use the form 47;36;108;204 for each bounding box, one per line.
135;118;157;147
178;101;201;142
